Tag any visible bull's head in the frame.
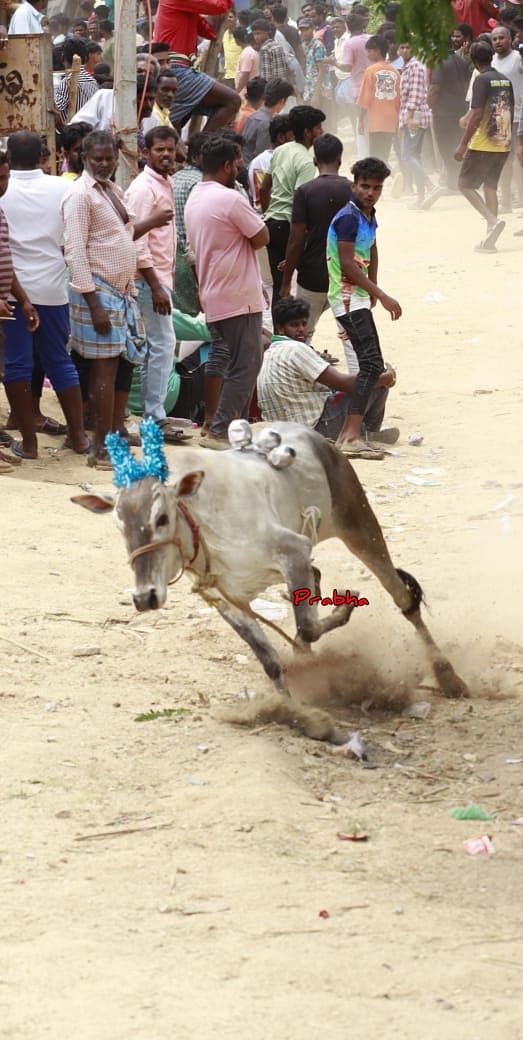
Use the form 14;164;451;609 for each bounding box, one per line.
72;420;203;612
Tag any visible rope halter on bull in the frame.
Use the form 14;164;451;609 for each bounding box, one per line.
104;420;296;648
105;418;209;584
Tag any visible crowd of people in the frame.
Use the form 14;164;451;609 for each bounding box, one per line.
0;0;522;473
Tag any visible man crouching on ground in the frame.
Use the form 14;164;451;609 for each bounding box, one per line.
257;296;397;459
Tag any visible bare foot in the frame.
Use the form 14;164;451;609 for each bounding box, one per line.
378;363;397;389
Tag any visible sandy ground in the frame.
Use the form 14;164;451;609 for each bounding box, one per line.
2;185;523;1040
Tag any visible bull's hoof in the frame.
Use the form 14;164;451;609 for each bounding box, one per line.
293;636;314;654
434;659;469;699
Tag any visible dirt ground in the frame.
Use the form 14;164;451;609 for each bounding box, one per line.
2;187;523;1040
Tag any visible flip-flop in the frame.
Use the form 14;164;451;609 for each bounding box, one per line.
161;417;193;429
0;457;13;474
483;220;506;251
337;439;385;460
11;440;37;460
62;436;92;455
35;417;68;435
366;427;400;445
0;447;21;466
162;428;193;444
474;242;497;254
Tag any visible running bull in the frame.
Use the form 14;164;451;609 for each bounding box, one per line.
72;420;468;727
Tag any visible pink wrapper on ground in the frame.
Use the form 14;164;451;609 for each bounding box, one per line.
464;835;495;856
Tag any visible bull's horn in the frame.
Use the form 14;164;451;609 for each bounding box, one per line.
140;417;170;484
105;431;145;488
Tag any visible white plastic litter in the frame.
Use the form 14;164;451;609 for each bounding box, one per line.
405;467;445;488
422;291;446;304
345;731;367;761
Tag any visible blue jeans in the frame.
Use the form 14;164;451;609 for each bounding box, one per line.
136;279;176;423
401;126;429;198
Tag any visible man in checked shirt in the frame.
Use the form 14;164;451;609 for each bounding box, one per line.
398;41;434;208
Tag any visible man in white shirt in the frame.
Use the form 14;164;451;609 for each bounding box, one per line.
492;25;523;210
1;132;88;461
70;75;155;132
8;0;46;34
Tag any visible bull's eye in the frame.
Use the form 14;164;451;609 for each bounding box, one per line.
156;513;169;528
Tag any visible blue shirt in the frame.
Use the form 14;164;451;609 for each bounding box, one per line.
327;200;377;314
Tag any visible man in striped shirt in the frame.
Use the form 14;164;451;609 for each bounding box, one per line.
55;38;99;126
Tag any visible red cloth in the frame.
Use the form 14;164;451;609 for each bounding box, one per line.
154;0;232;56
451;0;498;39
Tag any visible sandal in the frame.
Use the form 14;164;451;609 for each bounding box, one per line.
483;220;505;251
0;447;21;466
162;428;193;444
11;440;37;460
62;436;92;455
337;438;385;460
35;417;68;435
0;457;13;474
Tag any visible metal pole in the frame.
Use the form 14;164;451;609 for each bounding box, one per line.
114;0;137;191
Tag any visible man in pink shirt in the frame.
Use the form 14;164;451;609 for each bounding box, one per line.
337;15;370;95
184;135;269;449
235;29;260;96
125;126;178;435
329;13;369;153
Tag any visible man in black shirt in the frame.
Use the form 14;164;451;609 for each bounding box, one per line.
427;42;470;200
455;40;514;251
280;132;352;340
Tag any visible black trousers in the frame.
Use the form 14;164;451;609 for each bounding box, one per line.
336;308;384;415
265;218;290;313
369;131;394;163
433;116;463;190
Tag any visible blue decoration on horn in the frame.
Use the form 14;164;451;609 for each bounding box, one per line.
140;416;170;483
105;418;170;488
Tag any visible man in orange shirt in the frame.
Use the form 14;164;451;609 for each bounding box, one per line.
357;35;400;162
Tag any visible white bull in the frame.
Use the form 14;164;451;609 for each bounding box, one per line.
73;422;468;732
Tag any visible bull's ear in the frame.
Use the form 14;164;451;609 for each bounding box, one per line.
70;492;116;513
172;470;204;498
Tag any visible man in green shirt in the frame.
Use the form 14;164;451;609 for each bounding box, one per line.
260;104;324;312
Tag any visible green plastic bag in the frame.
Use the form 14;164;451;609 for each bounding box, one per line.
450;804;497;821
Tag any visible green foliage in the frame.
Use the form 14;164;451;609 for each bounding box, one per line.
370;0;455;66
134;707;192;722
